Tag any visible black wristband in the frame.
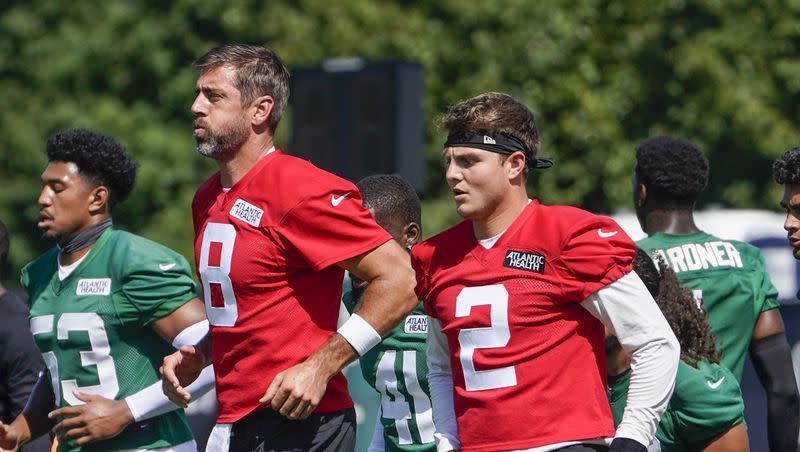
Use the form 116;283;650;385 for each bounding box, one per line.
609;437;647;452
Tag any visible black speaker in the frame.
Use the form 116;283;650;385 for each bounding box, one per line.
289;59;425;195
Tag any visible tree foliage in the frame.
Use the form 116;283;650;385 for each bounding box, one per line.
2;0;799;282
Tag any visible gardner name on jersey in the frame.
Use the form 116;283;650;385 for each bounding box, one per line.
637;231;779;380
21;228;197;452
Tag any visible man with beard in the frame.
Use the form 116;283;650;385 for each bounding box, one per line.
0;129;214;452
160;44;418;452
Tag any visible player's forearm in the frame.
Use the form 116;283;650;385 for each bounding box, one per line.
19;374;57;444
127;365;215;421
353;267;417;335
307;333;360;380
583;272;680;446
750;333;800;452
427;317;460;451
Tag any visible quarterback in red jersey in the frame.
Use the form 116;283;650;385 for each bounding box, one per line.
412;93;680;452
160;44;418;452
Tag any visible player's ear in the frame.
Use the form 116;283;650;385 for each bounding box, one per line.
88;185;110;214
251;94;274;128
506;151;526;180
403;222;421;249
635;183;647;208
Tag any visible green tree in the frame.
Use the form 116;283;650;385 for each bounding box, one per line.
2;0;799;283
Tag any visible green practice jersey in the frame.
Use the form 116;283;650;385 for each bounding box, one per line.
637;232;779;380
344;289;436;451
21;229;197;452
608;360;744;452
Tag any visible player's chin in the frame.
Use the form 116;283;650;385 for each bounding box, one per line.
39;228;59;241
793;247;800;260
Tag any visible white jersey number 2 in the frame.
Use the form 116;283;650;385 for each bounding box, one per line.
455;285;517;391
199;223;238;326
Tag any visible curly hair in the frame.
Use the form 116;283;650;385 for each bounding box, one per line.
633;248;721;367
46;129;137;209
356;174;421;230
635;136;708;207
773;147;800;185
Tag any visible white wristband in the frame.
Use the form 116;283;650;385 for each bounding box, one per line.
172;320;209;348
125;365;216;422
337;313;382;356
125;379;176;422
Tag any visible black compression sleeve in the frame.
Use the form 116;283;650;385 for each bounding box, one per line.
750;333;800;452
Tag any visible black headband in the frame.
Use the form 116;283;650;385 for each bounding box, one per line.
443;131;554;169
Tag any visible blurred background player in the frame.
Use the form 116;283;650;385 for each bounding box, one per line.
0;129;213;452
412;92;679;452
161;44;417;452
343;174;435;452
0;219;49;452
774;147;800;261
606;249;747;452
635;136;798;451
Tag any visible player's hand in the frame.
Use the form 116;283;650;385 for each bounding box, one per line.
49;390;134;446
0;422;20;451
259;360;330;420
160;345;204;408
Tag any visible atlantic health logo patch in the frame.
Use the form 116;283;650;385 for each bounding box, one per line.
229;198;263;227
503;250;546;274
76;278;111;296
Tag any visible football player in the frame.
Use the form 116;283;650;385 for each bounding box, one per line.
637;136;798;451
343;175;435;452
607;249;747;452
161;44;418;451
412;92;679;452
0;129;214;452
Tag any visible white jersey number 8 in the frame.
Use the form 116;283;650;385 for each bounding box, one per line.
199;223;238;326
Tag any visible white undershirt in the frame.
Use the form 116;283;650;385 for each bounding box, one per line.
58;253;89;281
426;244;679;451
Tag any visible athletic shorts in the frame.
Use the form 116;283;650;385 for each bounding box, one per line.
206;408;356;452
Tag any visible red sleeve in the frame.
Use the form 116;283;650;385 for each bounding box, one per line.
410;246;433;315
277;185;391;271
553;215;635;302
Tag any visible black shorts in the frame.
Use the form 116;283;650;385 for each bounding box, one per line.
228;407;356;452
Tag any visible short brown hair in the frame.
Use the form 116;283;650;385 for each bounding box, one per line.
439;92;540;157
194;43;290;134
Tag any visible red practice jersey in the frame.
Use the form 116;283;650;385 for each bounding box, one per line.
192;150;391;423
412;200;635;451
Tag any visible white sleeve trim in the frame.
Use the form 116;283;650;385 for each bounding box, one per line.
581;270;680;448
426;317;460;451
125;365;215;422
172;320;209;348
337;313;382;356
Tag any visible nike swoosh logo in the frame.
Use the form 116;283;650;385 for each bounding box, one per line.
159;263;177;271
331;192;351;207
707;376;725;389
598;229;618;238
